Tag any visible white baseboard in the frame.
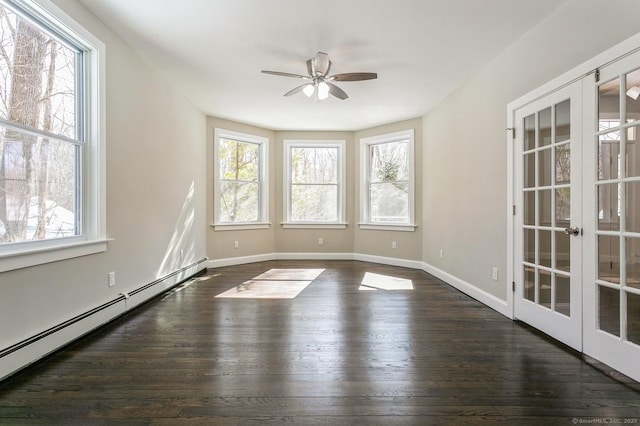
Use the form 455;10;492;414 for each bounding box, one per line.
206;252;423;269
0;258;207;381
205;253;276;268
421;262;511;318
354;253;423;270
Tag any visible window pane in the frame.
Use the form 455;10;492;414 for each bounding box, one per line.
599;78;620;126
291;184;337;221
524;114;535;151
370;141;408;183
627;125;640;178
555;144;570;184
219;181;258;222
626;181;640;233
626;237;640;290
0;127;77;242
598;183;620;231
599;285;620;337
598;135;620;181
524;228;535;264
625;68;640;124
524;152;535;188
539;230;551;268
555;99;570;143
555;274;570;317
627;292;640;346
291;147;337;184
219;139;259;182
0;5;77;139
599;235;620;284
538;147;552;187
370;182;408;223
555;188;570;223
538;107;551;147
524;267;535;302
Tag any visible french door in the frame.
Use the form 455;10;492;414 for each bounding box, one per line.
583;52;640;381
514;81;583;351
513;50;640;382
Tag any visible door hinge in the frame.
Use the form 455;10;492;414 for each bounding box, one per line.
512;281;516;292
506;127;515;139
595;68;600;83
513;205;516;216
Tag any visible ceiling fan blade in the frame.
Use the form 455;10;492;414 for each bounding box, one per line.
313;52;331;76
306;59;313;77
261;70;309;79
330;72;378;82
327;82;348;100
284;83;309;97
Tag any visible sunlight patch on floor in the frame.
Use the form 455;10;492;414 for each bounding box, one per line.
253;268;324;281
358;272;414;291
215;269;324;299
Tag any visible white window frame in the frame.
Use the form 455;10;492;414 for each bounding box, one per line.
213;128;269;231
0;0;107;272
360;129;416;232
283;139;346;229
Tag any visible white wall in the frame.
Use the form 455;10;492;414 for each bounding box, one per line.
0;0;207;379
423;0;640;301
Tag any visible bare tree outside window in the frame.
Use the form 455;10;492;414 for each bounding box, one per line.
0;3;79;243
290;146;338;222
218;138;260;222
369;141;409;223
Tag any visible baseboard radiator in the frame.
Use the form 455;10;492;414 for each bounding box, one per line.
0;258;207;381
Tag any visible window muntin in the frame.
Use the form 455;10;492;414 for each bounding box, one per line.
284;140;345;225
214;129;268;226
0;0;84;245
0;0;106;271
361;130;415;228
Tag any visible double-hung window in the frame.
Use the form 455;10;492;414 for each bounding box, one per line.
214;128;268;230
360;130;415;231
283;140;346;228
0;0;105;271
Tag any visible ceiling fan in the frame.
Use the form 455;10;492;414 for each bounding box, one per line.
261;51;377;101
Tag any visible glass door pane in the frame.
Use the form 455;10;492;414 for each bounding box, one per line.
521;99;573;318
596;66;640;342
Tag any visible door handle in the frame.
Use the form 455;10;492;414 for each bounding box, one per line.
564;226;581;236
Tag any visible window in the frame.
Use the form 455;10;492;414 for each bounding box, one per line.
214;128;268;230
360;130;415;231
283;140;346;228
0;0;106;271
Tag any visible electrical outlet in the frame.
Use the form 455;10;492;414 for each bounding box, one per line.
492;267;499;281
439;249;444;259
234;240;239;249
392;241;397;249
108;272;116;287
318;237;324;246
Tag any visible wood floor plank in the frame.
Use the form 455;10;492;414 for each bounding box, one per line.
1;260;639;424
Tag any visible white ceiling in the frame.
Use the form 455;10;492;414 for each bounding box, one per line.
78;0;565;131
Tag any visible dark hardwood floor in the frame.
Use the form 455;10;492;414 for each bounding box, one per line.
1;260;639;425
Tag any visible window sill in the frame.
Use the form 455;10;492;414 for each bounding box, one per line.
212;223;271;231
281;223;348;229
0;238;111;272
359;223;417;232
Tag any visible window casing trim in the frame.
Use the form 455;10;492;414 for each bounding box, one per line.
360;129;415;230
283;139;346;227
0;0;107;271
213;128;269;228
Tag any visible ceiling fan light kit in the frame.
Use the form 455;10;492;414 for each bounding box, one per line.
261;51;377;101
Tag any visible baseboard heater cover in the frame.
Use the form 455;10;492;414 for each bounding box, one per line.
0;257;207;366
